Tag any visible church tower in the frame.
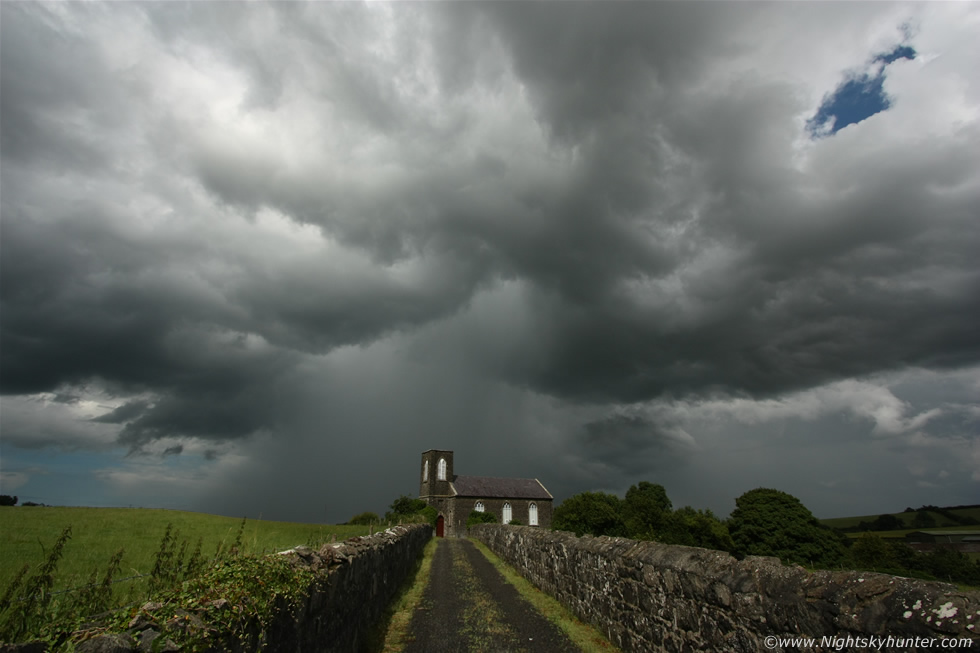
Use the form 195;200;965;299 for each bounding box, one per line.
419;449;454;499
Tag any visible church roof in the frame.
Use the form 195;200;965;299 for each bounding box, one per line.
452;475;553;500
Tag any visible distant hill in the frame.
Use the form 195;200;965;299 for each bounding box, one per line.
820;505;980;533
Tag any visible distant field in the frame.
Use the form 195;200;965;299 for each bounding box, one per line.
837;526;980;540
0;506;371;593
820;506;980;531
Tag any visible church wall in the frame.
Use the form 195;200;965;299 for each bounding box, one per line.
423;496;458;537
456;497;552;531
423;496;553;537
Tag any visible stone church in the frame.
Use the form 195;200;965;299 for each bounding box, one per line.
419;449;553;537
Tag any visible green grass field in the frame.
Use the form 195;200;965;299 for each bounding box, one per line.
0;506;371;594
820;507;980;530
838;526;980;540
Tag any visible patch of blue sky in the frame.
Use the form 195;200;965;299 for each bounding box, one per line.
807;43;917;138
1;447;202;508
1;450;118;506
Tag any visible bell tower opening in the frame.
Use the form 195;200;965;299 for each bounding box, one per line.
419;449;454;499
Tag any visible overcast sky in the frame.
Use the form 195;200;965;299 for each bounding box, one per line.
2;2;978;525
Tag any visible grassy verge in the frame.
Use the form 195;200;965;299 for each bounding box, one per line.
378;537;438;652
469;538;620;653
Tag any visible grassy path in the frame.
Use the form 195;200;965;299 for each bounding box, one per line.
384;538;618;653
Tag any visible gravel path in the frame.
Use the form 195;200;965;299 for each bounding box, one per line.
404;538;578;653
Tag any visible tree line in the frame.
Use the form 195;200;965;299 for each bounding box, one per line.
345;495;437;528
350;486;979;586
551;484;980;586
1;496;48;507
841;506;980;533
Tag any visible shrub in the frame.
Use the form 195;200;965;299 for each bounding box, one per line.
383;495;428;523
347;512;380;526
466;510;497;528
421;505;439;528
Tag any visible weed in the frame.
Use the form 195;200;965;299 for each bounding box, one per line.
185;537;204;581
150;523;175;592
0;526;72;642
69;547;124;619
0;508;366;649
0;564;29;616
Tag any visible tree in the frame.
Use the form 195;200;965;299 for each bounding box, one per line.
667;507;736;553
922;547;980;585
552;492;625;537
389;495;426;515
850;533;896;570
622;482;672;539
418;505;439;528
347;512;379;526
0;495;17;507
383;495;427;522
870;513;903;531
886;540;921;572
727;488;846;567
911;510;937;529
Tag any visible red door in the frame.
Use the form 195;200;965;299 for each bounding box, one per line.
436;515;444;537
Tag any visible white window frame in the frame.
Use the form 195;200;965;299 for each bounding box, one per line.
529;503;538;526
503;502;512;524
437;458;447;481
475;501;484;512
423;460;428;481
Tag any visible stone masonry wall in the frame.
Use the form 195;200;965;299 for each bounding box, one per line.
47;524;433;653
278;523;433;652
470;525;980;653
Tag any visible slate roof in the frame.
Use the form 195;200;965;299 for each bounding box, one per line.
451;475;553;500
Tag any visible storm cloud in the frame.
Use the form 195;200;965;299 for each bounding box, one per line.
1;2;978;522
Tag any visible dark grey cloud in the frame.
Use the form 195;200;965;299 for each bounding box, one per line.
92;400;151;425
0;4;124;171
578;414;696;476
1;2;978;521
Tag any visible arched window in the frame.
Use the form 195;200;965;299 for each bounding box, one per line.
528;503;538;526
475;501;485;512
437;458;447;481
502;502;512;524
423;460;429;481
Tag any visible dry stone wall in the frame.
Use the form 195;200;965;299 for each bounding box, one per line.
470;525;980;653
7;524;432;653
276;523;433;652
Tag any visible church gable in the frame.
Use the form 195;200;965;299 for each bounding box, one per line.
419;449;553;537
